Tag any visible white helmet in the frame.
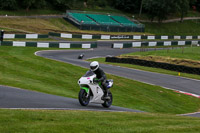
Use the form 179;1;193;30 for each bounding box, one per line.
90;61;99;71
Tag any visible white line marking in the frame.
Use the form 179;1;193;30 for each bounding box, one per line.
179;112;200;116
86;56;103;60
2;108;129;112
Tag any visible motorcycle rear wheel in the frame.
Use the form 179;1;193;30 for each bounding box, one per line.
78;89;90;106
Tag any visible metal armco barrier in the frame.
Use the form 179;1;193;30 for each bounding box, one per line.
0;41;97;48
112;40;200;48
3;34;48;39
49;32;200;40
0;30;4;42
106;57;200;75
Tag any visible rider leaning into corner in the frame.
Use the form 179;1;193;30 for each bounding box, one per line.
90;61;110;100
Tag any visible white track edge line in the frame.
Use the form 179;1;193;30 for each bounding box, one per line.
2;108;129;112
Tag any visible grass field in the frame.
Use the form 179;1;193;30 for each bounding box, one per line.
1;16;200;35
125;47;200;61
0;109;200;133
0;9;63;16
0;46;200;114
122;46;200;68
0;17;146;35
144;19;200;35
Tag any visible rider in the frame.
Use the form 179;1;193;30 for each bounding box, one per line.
90;61;109;99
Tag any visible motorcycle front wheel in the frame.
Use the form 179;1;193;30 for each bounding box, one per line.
78;89;90;106
102;91;113;108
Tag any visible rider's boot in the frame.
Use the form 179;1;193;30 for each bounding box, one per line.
103;89;110;100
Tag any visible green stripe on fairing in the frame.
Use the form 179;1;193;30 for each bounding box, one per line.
81;87;89;93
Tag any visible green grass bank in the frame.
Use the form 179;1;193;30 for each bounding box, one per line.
0;109;200;133
1;16;200;35
125;47;200;61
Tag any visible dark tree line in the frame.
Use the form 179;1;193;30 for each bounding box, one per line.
112;0;199;22
0;0;200;22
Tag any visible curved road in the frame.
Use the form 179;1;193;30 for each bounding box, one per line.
0;85;140;112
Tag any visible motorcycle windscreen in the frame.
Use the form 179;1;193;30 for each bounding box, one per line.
83;70;95;77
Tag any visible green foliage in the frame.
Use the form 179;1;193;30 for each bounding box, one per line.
143;0;191;22
0;0;195;21
144;0;172;22
0;0;18;10
86;0;107;8
175;0;190;22
113;0;140;12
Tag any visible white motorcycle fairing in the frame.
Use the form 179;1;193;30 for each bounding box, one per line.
78;74;104;104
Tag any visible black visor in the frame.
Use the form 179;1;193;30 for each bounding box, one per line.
90;65;97;70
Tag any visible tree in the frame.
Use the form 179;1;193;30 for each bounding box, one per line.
139;0;144;17
0;0;18;10
47;0;72;10
143;0;176;22
174;0;190;22
113;0;140;13
22;0;35;11
17;0;46;11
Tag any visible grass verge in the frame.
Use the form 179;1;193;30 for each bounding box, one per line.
0;109;200;133
1;17;200;36
0;46;200;114
0;17;146;35
125;47;200;61
0;9;63;16
144;20;200;35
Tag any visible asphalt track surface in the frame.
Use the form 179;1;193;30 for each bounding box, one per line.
0;85;139;112
1;44;200;117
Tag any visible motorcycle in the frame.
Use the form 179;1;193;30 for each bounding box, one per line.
78;70;113;108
